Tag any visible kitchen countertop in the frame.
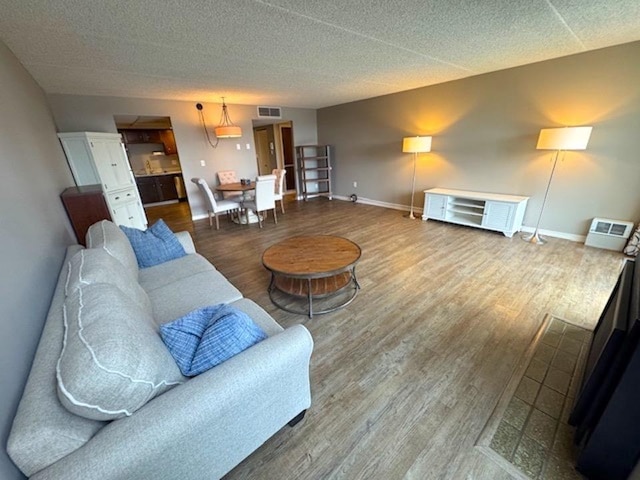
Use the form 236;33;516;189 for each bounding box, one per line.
134;170;182;178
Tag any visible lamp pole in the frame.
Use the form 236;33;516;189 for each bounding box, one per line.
409;151;418;219
522;150;562;245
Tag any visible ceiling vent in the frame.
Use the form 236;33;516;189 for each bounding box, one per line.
257;106;282;119
585;218;635;251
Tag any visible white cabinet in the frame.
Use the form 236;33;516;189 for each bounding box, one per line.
58;132;147;230
89;137;136;192
422;188;528;237
110;197;147;230
425;193;447;220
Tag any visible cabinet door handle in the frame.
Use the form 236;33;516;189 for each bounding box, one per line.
111;163;117;167
114;196;120;200
126;193;132;197
128;216;134;220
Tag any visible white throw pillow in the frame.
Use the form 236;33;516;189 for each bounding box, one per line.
57;283;185;420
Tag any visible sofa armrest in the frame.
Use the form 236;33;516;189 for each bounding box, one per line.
32;325;313;480
174;231;196;254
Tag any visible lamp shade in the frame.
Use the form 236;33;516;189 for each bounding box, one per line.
402;136;432;153
536;126;592;151
214;125;242;138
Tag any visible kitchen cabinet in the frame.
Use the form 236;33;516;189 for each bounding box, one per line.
422;188;528;237
136;176;161;204
159;129;177;155
136;174;180;205
119;129;161;144
119;128;177;155
58;132;147;230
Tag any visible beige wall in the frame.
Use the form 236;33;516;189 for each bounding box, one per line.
318;41;640;237
0;41;75;479
47;94;317;219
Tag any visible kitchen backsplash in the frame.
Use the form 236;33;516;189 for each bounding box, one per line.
126;143;180;174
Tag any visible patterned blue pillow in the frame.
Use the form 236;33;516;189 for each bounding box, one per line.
160;304;268;376
120;219;186;269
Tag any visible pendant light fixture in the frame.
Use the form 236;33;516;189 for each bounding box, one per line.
196;97;242;148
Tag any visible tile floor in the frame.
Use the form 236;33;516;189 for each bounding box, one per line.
488;317;590;479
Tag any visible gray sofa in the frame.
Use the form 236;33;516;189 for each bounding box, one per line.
7;220;313;479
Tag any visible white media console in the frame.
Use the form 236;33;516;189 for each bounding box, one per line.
422;188;529;238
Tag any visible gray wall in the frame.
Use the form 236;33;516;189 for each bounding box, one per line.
0;42;75;479
47;94;317;219
318;41;640;237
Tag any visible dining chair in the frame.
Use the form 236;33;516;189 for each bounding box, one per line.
242;175;277;228
216;170;243;201
272;168;287;214
191;178;241;230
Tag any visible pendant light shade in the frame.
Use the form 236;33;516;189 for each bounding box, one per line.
214;98;242;138
196;98;242;147
214;125;242;138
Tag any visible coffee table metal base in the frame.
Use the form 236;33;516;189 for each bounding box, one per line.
267;268;360;318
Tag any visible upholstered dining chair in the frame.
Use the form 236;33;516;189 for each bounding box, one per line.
191;178;241;230
272;168;287;214
242;175;277;228
216;170;243;201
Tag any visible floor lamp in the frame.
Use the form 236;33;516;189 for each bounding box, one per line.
522;126;593;244
402;136;432;219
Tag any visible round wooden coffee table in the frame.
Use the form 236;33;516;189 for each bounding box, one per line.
262;235;361;318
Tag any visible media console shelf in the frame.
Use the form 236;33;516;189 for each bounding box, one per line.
422;188;529;237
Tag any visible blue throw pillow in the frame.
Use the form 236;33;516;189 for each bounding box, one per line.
160;304;268;376
120;219;186;268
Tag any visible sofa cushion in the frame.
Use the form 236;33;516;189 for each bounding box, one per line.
160;304;267;376
86;220;138;279
65;248;152;312
57;283;186;421
7;246;106;478
120;219;187;269
138;253;216;292
147;270;243;325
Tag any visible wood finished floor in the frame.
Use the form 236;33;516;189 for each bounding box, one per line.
146;198;625;479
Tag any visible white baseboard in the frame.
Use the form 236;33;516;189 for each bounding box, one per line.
518;226;586;243
191;213;209;221
333;195;424;214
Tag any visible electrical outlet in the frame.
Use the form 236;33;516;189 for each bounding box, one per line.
236;144;241;150
200;160;206;167
353;181;358;188
246;143;251;150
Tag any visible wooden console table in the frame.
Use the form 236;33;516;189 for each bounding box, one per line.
422;188;529;237
262;236;361;318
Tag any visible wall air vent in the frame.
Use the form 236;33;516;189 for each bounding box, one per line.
257;106;282;119
585;218;635;251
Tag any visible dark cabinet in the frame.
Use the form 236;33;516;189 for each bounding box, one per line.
136;176;161;204
60;185;111;245
119;129;177;155
157;175;178;199
159;129;177;155
136;174;179;205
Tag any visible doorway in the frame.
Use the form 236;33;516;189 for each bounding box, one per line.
252;120;297;193
113;115;192;229
254;126;277;175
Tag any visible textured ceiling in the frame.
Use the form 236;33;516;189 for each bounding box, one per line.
0;0;639;108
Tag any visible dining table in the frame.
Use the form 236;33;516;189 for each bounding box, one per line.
215;182;259;224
